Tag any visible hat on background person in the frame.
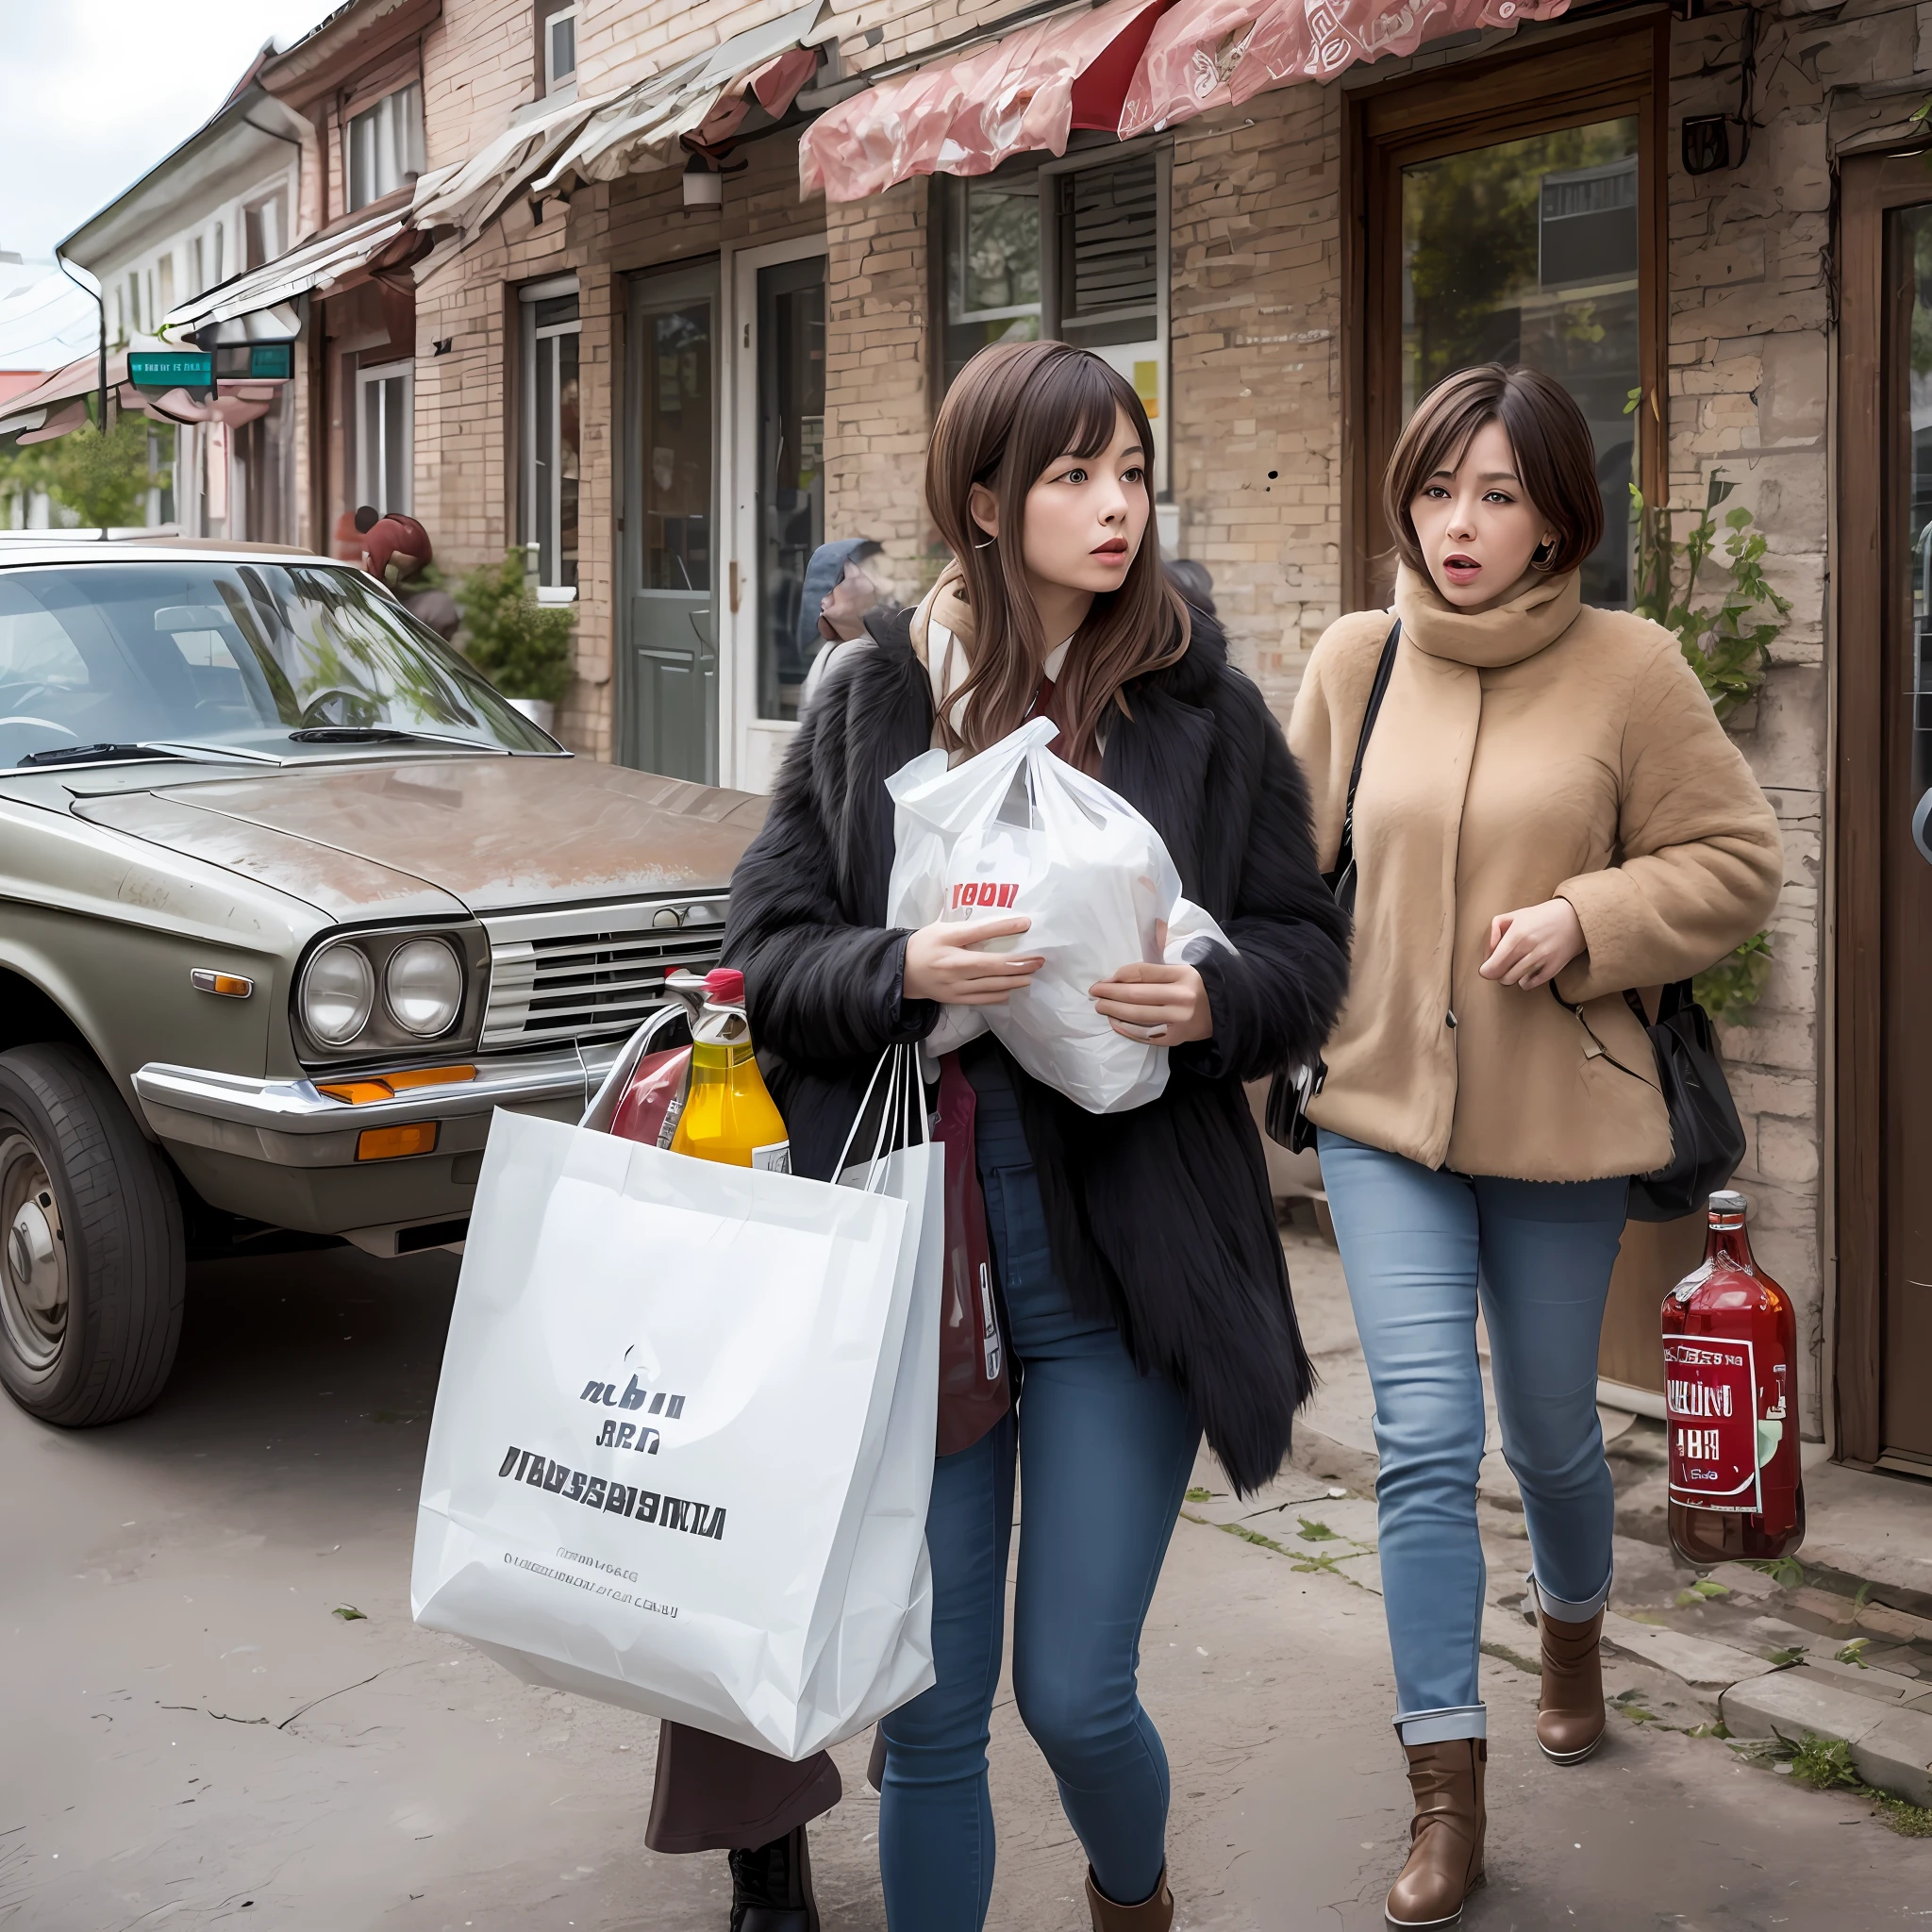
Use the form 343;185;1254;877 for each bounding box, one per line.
1163;557;1215;619
796;538;886;661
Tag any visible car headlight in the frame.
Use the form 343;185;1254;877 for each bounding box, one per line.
301;941;375;1045
384;936;463;1038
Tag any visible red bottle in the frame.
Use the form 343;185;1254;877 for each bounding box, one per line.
1661;1191;1806;1567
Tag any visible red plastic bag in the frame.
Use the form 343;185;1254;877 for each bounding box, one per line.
934;1053;1011;1457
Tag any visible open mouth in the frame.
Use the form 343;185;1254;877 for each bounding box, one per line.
1441;552;1482;583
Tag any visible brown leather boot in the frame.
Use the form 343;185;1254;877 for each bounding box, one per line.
1384;1739;1486;1928
1085;1864;1174;1931
1536;1606;1607;1764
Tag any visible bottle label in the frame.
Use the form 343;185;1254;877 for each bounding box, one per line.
751;1141;791;1174
1665;1336;1763;1512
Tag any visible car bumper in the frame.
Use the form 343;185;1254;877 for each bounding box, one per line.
132;1042;626;1170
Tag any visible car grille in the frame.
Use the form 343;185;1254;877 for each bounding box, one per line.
479;896;729;1050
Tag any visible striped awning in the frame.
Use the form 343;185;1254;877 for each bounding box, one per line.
803;0;1572;200
801;0;1169;203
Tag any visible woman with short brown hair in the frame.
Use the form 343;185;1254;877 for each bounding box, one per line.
1290;364;1781;1927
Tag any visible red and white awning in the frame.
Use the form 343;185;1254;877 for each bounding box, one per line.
801;0;1171;204
1123;0;1572;137
803;0;1571;200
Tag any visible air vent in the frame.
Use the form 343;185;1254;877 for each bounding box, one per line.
1059;154;1159;342
479;897;727;1049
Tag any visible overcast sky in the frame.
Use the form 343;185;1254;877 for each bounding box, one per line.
0;2;341;264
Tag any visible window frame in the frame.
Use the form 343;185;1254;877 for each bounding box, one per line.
1341;16;1670;610
545;3;578;94
519;275;582;595
932;137;1173;490
356;358;415;517
346;82;426;212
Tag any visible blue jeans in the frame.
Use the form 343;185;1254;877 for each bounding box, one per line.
877;1070;1201;1929
1317;1131;1627;1745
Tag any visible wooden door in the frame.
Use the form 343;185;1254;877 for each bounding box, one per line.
1837;155;1932;1472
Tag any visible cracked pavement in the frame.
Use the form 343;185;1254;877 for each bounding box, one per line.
2;1238;1929;1928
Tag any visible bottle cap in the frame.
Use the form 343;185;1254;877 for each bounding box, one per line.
704;967;746;1005
1708;1190;1747;1213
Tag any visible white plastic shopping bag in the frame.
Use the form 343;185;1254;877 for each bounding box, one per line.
411;1048;942;1759
886;715;1233;1112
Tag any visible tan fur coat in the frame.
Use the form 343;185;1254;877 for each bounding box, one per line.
1288;565;1784;1182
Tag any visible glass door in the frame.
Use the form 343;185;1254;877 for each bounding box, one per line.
754;253;826;724
624;261;718;781
1880;198;1932;1467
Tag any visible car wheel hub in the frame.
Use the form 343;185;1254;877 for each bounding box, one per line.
0;1132;67;1369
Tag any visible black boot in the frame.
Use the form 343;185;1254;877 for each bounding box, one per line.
726;1825;820;1932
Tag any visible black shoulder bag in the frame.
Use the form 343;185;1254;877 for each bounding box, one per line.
1549;978;1746;1221
1264;619;1401;1154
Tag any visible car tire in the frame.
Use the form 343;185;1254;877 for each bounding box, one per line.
0;1043;185;1426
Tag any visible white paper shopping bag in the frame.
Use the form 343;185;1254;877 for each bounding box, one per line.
411;1050;941;1759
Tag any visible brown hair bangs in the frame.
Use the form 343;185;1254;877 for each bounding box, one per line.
926;340;1189;767
1383;364;1605;578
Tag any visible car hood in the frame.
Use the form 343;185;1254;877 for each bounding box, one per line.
70;755;769;920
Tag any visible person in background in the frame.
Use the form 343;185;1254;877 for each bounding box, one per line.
797;538;889;711
332;503;380;562
1289;363;1781;1928
1162;557;1215;621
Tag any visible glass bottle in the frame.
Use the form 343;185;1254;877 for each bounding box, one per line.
1661;1190;1806;1567
668;968;791;1172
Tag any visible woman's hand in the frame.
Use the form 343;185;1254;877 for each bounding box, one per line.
904;916;1044;1005
1479;897;1586;991
1091;931;1213;1046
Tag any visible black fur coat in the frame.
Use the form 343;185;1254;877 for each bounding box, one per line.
720;606;1350;1493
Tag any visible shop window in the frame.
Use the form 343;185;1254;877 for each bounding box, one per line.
520;279;580;592
938;146;1168;473
348;84;425;211
357;361;414;516
1354;25;1666;608
942;174;1042;391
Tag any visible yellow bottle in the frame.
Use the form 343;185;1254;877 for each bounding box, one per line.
669;968;791;1172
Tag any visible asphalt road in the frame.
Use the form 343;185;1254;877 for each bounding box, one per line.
3;1242;1930;1931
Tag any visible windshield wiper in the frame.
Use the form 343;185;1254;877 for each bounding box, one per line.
16;742;192;769
287;725;499;750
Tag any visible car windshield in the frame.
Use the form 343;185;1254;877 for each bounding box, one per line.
0;560;552;767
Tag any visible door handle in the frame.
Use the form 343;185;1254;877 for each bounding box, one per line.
729;561;741;614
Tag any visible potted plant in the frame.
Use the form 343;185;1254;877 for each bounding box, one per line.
453;547;575;734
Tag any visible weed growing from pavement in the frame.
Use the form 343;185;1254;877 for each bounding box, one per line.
1478;1639;1539;1675
1181;1509;1375;1590
1728;1729;1932;1837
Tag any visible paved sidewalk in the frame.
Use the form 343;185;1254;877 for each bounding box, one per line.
4;1240;1930;1928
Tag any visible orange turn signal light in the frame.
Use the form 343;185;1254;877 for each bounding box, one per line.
191;969;254;999
357;1123;440;1161
319;1065;476;1105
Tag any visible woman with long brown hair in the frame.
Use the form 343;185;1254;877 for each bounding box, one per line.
719;340;1349;1930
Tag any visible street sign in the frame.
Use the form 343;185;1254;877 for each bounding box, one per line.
248;343;293;380
128;350;213;389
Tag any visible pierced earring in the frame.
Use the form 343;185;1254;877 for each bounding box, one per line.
973;532;996;551
1530;539;1557;570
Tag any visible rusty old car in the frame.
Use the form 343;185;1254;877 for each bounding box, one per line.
0;543;764;1425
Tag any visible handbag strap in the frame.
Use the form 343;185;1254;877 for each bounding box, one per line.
1548;981;1659;1090
1332;619;1402;891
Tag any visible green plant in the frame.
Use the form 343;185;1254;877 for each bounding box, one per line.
1784;1733;1861;1791
1629;465;1792;723
1835;1638;1872;1669
0;406;165;530
1295;1518;1339;1542
453;550;575;703
1694;929;1774;1025
1749;1555;1807;1590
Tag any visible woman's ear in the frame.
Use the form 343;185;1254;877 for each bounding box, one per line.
967;482;999;543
